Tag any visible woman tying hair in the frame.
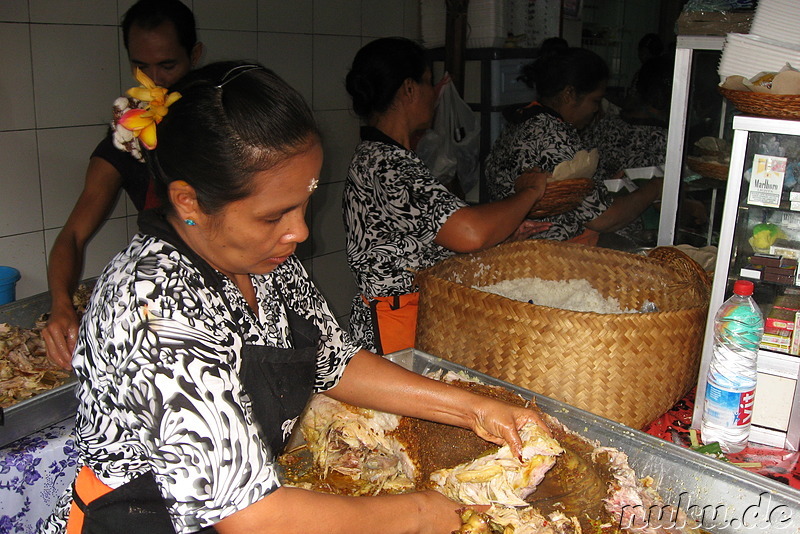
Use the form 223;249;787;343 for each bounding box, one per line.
343;37;550;355
40;61;549;534
485;47;663;245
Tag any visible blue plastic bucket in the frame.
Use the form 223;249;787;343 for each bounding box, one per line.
0;266;20;306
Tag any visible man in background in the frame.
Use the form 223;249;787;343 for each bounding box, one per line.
43;0;203;368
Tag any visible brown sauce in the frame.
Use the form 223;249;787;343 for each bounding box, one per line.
279;381;706;533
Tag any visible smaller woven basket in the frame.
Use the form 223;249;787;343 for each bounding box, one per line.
687;156;730;181
719;86;800;120
528;178;594;218
415;240;711;429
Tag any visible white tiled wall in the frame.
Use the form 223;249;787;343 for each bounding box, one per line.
0;0;421;323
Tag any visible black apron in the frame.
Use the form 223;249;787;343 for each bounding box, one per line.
70;210;319;533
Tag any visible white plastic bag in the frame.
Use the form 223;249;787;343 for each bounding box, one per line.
417;77;481;194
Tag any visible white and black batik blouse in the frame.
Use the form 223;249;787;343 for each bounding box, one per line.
343;127;467;351
40;233;359;533
484;104;612;242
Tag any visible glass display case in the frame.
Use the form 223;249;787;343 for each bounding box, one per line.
692;115;800;451
660;35;733;248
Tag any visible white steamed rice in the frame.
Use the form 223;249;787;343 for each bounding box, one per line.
474;277;633;314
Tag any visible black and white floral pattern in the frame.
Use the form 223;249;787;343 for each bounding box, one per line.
580;113;666;241
39;233;358;533
484;108;611;241
343;128;466;351
580;113;667;177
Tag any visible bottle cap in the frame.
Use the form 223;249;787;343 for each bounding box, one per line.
733;279;755;296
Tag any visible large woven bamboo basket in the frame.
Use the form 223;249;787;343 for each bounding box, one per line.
414;240;711;429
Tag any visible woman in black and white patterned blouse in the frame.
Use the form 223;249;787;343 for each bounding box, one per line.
40;61;551;534
343;37;551;354
485;47;663;244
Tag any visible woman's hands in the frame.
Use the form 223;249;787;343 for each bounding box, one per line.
42;302;79;370
505;219;552;242
514;168;549;201
465;395;551;459
588;176;664;234
331;350;552;458
216;485;469;534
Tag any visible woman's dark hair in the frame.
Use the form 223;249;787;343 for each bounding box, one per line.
638;33;664;61
539;36;568;56
150;61;320;215
520;47;609;100
346;37;429;120
122;0;197;57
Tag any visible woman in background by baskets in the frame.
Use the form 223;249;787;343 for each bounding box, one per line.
343;37;551;355
485;47;664;246
582;55;673;185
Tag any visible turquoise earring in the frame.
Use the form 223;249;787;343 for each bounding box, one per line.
184;219;197;226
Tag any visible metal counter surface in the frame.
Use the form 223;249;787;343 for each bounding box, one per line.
387;349;800;533
0;290;78;448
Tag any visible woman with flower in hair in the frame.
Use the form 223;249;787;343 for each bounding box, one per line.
40;61;550;534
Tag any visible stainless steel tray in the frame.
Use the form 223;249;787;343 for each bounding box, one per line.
0;290;78;448
386;349;800;534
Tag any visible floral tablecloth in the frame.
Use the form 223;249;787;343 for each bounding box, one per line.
0;417;78;534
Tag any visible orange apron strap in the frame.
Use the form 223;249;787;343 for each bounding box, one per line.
67;466;114;534
362;293;419;355
567;228;600;246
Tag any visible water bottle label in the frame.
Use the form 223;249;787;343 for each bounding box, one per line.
704;383;755;427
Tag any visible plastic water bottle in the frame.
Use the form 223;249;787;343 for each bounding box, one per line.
700;280;763;453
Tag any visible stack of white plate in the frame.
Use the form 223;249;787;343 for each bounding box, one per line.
718;33;800;80
750;0;800;45
718;0;800;81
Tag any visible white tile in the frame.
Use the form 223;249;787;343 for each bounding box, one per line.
199;29;259;64
312;35;361;111
125;193;137;217
258;0;312;34
310;250;356;320
403;0;421;40
300;257;312;277
118;39;137;98
38;125;125;229
310;181;346;257
31;24;119;127
30;0;118;24
81;217;130;278
44;217;130;285
125;214;139;240
0;131;43;236
195;0;257;31
362;0;404;38
0;23;35;131
294;219;314;262
0;0;28;23
258;32;313;105
315;110;359;184
117;0;137;16
313;0;360;36
0;232;48;300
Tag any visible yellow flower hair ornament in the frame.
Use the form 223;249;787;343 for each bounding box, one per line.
111;68;181;162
